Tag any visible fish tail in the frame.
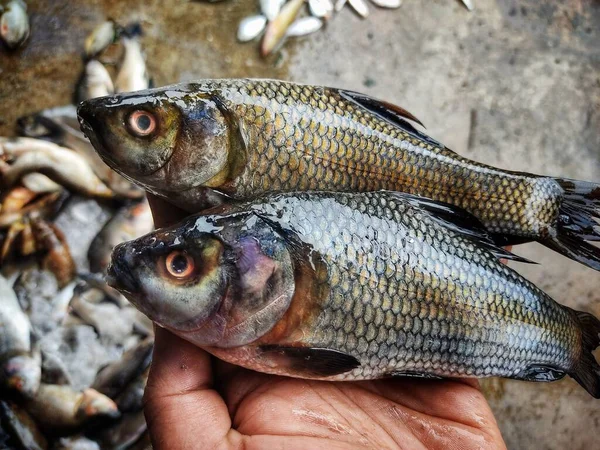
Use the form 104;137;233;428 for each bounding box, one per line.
569;309;600;398
544;178;600;271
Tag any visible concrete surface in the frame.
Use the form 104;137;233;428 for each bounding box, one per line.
1;0;599;449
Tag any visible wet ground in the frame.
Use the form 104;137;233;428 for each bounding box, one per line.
1;0;599;449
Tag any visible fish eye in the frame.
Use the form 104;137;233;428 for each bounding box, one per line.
127;110;157;137
165;251;195;279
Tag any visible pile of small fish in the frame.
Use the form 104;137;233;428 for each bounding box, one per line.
0;0;29;50
0;20;155;450
233;0;473;55
78;78;600;399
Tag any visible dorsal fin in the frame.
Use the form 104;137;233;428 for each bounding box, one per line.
336;89;442;148
385;192;535;264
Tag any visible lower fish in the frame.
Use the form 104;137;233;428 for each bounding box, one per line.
108;191;600;398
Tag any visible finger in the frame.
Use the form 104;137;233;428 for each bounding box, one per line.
146;193;188;228
144;327;239;450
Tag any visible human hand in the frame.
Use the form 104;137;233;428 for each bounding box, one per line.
142;195;507;450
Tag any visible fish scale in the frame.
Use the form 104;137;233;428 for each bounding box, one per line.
198;79;563;238
250;192;577;380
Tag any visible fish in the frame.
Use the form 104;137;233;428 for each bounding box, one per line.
17;107;143;199
114;31;150;94
77;60;115;103
348;0;369;17
309;0;334;19
0;0;29;50
260;0;285;22
261;0;305;56
370;0;402;8
0;137;115;199
88;200;153;274
107;191;600;398
1;186;37;214
0;401;47;450
286;17;323;38
237;15;267;42
30;218;76;288
24;384;120;430
0;275;41;397
84;19;118;58
54;435;100;450
91;337;153;399
78;79;600;270
115;366;149;413
460;0;474;11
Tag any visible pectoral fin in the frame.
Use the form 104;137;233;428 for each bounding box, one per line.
259;345;360;377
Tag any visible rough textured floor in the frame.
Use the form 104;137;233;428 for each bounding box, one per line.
1;1;599;448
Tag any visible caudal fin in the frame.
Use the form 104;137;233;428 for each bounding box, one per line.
545;179;600;271
569;310;600;398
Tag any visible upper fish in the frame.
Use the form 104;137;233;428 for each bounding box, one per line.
77;79;600;270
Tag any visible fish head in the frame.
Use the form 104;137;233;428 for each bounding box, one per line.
77;85;233;199
107;212;296;347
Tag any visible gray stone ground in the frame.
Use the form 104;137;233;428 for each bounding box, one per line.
1;1;599;449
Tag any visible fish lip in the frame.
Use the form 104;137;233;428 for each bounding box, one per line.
106;245;140;294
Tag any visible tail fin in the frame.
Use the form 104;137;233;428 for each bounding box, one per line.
546;178;600;271
569;310;600;398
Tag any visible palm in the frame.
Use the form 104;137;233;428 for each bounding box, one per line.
144;328;506;450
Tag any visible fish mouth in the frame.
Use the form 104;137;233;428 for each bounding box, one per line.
106;243;140;295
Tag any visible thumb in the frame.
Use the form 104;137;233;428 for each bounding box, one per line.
144;327;238;449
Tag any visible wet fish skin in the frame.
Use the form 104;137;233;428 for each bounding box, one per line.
108;191;600;397
78;79;600;270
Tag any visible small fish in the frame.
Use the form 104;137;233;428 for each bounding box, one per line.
348;0;369;17
0;137;115;199
21;173;62;193
286;17;323;37
54;435;100;450
84;19;118;58
0;191;66;229
114;34;150;94
17;107;143;199
237;15;267;42
91;337;153;399
77;60;114;103
0;186;37;214
370;0;402;8
25;384;120;430
460;0;474;11
0;401;47;450
115;366;149;413
260;0;285;21
334;0;347;11
107;191;600;398
0;275;41;397
30;218;75;288
309;0;334;18
78;79;600;270
96;411;146;450
88;200;153;274
261;0;305;56
0;0;29;50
